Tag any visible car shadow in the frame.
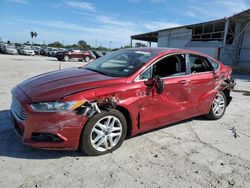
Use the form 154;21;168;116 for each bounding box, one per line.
0;109;209;159
129;115;209;139
233;89;250;96
0;110;85;159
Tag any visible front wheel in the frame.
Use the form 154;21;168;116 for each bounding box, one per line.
207;92;227;120
80;109;127;156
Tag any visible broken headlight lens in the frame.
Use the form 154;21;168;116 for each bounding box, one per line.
30;101;84;112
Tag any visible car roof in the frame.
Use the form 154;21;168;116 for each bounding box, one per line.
121;47;213;59
121;47;176;53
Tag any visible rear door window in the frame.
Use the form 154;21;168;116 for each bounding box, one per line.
189;54;213;73
208;59;219;70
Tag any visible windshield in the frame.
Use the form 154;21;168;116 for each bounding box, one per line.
84;50;159;77
24;46;31;50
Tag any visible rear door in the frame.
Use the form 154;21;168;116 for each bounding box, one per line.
70;50;79;58
187;53;217;115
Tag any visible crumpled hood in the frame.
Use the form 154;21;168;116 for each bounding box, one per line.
18;68;125;102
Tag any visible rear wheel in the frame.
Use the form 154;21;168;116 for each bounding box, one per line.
207;92;227;120
80;109;127;156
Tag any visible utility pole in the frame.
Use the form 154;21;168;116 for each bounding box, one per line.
109;41;112;50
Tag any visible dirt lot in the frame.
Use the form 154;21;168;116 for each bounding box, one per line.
0;54;250;188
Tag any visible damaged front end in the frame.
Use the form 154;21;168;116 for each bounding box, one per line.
76;96;119;118
77;101;101;117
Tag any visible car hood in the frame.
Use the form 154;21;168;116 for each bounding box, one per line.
6;48;17;51
18;68;125;102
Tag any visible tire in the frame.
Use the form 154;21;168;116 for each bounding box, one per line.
84;56;91;62
207;91;227;120
80;109;127;156
64;55;69;62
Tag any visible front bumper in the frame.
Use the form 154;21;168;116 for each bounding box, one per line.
24;51;35;55
6;51;17;55
10;87;88;150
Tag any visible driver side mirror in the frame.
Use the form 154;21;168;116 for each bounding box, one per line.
154;76;164;94
144;76;164;94
144;78;154;87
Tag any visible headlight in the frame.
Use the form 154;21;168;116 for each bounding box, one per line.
30;101;84;112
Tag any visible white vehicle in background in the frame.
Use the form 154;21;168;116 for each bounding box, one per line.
20;46;35;56
5;45;18;55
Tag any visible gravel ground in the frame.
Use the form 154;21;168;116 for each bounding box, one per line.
0;54;250;188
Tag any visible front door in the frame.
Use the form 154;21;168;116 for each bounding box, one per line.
136;53;191;131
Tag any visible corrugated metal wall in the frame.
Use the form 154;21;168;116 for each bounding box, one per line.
157;22;250;68
239;24;250;67
158;28;220;59
158;28;192;48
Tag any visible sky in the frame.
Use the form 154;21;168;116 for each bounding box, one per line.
0;0;249;48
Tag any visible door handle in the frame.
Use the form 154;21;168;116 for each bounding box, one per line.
178;80;188;84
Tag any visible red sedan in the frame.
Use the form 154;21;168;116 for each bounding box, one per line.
10;48;235;156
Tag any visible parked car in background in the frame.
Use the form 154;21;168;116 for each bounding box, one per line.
39;47;47;56
31;46;42;55
102;51;108;55
0;43;6;53
55;49;94;62
4;44;18;55
15;44;23;55
40;47;50;56
47;48;58;57
10;48;235;156
20;46;35;56
91;50;103;59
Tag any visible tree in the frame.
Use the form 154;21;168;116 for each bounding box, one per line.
24;41;30;45
121;45;132;49
30;31;38;44
78;40;87;46
135;42;146;48
77;40;91;49
33;32;38;39
48;41;64;48
30;31;38;39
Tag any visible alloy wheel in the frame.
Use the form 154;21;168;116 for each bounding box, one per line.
90;116;122;152
212;93;225;116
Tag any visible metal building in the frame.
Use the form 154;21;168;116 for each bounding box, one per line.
131;9;250;73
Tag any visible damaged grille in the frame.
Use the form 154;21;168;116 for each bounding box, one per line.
11;96;27;122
